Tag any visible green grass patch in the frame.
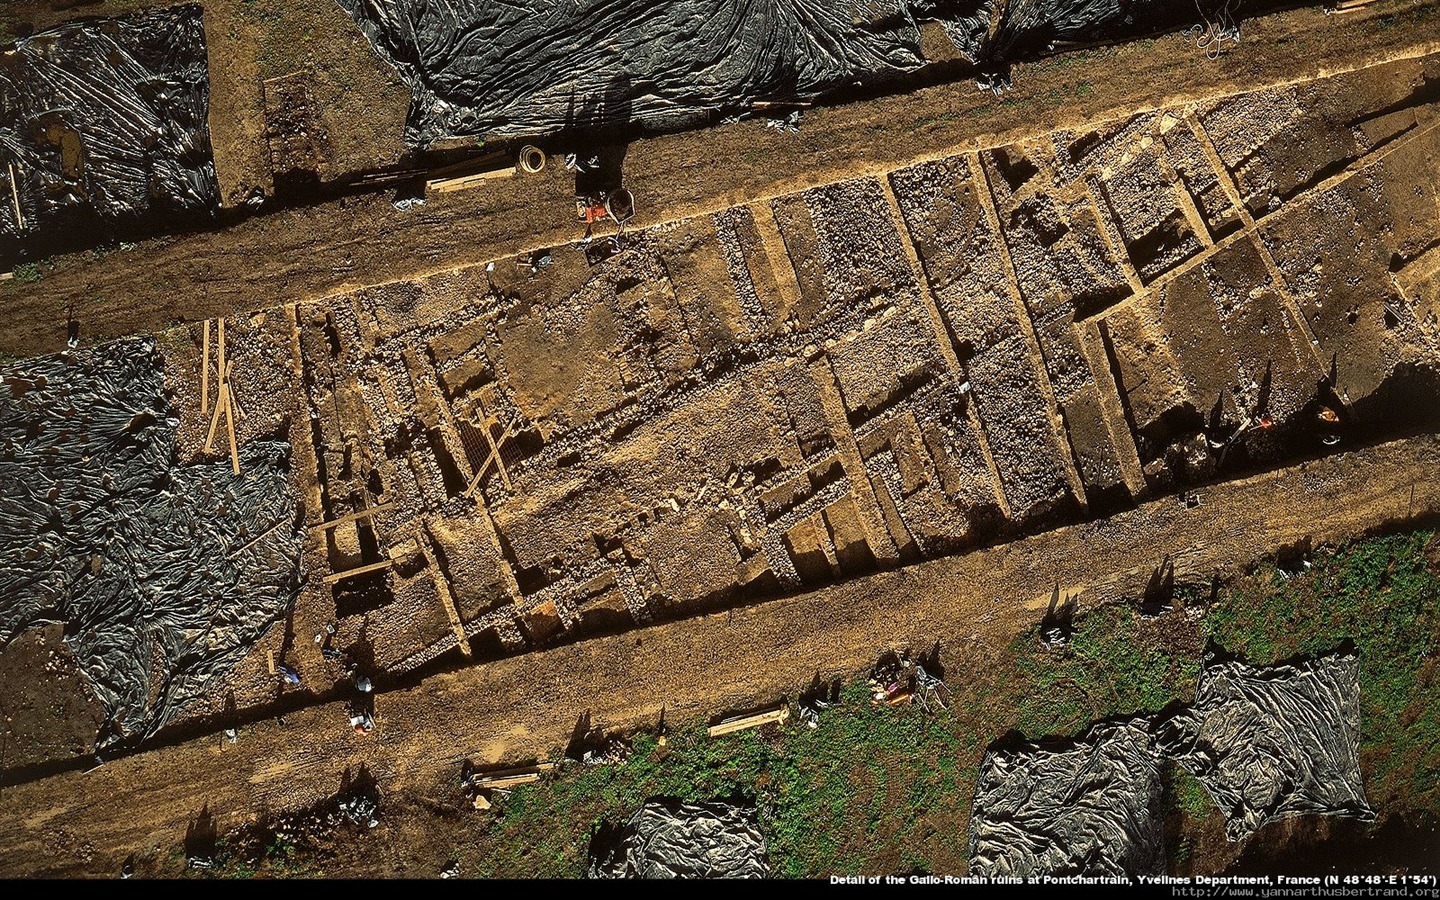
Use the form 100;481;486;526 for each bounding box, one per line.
274;529;1440;877
1204;531;1440;811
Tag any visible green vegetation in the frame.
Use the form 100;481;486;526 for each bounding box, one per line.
1205;531;1440;812
1373;0;1438;32
1011;602;1202;738
181;528;1432;878
472;685;973;878
443;528;1439;878
200;828;319;879
10;262;43;284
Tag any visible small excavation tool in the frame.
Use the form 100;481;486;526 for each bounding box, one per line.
576;188;635;263
577;187;634;232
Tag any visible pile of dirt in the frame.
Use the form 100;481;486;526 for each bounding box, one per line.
588;798;768;878
0;338;302;750
0;4;219;264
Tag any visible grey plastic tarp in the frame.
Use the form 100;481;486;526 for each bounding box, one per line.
968;648;1374;875
335;0;1238;146
977;0;1232;72
969;716;1166;878
588;798;768;878
0;4;219;262
336;0;945;145
1157;651;1374;842
0;339;302;749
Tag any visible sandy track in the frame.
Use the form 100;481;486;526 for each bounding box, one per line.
3;7;1439;358
1;432;1435;877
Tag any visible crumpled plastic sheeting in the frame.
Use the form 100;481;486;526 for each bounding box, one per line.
1157;652;1375;842
969;717;1165;878
334;0;934;145
588;798;768;878
978;0;1230;70
0;339;302;748
336;0;1237;145
926;0;997;62
0;4;219;260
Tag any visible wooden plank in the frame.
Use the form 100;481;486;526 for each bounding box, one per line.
473;773;540;790
200;320;210;417
463;448;496;498
469;761;557;789
203;381;228;453
216;317;226;401
707;705;790;737
225;389;240;475
8;162;23;231
323;558;394;584
314;502;395;532
428;166;516;193
464;421;516;497
225;360;247;421
490;423;515;491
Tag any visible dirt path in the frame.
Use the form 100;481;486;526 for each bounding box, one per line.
1;432;1435;877
2;4;1438;358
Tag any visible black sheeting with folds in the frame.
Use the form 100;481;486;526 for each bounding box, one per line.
588;798;768;878
335;0;939;144
0;4;219;262
968;648;1374;876
0;339;302;749
969;716;1167;878
336;0;1241;146
1157;652;1375;842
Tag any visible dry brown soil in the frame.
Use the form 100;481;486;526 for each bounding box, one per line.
0;432;1436;877
1;2;1439;357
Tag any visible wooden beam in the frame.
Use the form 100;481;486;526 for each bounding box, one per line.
707;704;790;737
428;166;516;193
314;501;395;532
323;558;393;584
463;448;496;498
203;381;228;453
464;421;516;497
200;320;210;417
216;317;226;401
227;363;247;421
469;762;557;790
7;163;23;231
225;387;240;475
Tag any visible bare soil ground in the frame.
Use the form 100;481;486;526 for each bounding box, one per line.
1;2;1439;358
0;0;1438;881
0;432;1436;878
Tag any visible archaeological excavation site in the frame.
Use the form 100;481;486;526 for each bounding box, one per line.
0;0;1438;882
